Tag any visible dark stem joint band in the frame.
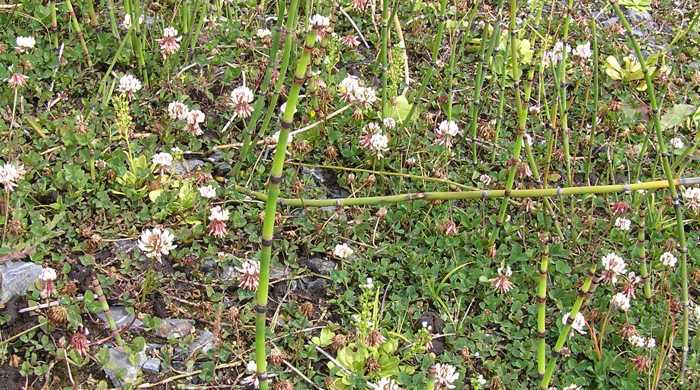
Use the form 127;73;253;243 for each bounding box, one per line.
269;174;283;184
536;297;546;304
556;187;563;196
537;331;546;338
623;184;631;193
257;372;270;381
280;120;293;129
680;245;688;253
294;75;306;85
504;189;511;197
261;238;273;247
481;190;489;199
672;196;681;206
255;304;267;314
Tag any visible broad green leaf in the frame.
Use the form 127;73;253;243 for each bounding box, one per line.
660;104;696;130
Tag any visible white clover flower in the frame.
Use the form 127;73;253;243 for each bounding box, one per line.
352;85;377;108
431;363;459;389
369;132;390;158
563;385;582;390
159;27;181;58
152;152;173;167
376;377;401;390
572;42;592;60
670;137;684;149
198;185;216;199
338;75;361;102
382;117;396;129
629;334;655;349
236;259;260;291
185;109;206;135
230;86;255;119
117;74;142;97
39;267;57;282
168;101;189;120
310;14;331;40
333;243;354;259
256;28;272;39
0;162;26;192
601;252;627;284
209;206;229;222
435;120;461;148
543;41;571;67
208;206;229;238
7;72;29;89
479;174;492;186
138;227;177;261
614;217;631;231
361;278;374;289
562;312;586;335
683;187;700;212
475;374;487;386
611;292;631;311
15;36;36;52
659;252;677;268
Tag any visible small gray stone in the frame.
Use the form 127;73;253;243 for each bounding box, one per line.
172;159;205;176
189;330;216;355
103;347;147;387
153;319;194;338
112;239;138;254
98;306;143;330
142;358;161;373
0;262;43;305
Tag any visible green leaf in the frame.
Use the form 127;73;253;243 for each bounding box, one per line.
660;104;696;130
311;327;335;347
386;94;414;124
148;189;164;202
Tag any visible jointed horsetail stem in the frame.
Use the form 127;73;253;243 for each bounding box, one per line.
497;0;526;224
540;262;597;388
609;2;691;380
638;210;652;299
536;243;550;376
254;3;314;388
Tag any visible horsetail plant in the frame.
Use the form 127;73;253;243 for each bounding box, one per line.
65;0;92;66
254;8;319;390
238;177;700;208
540;261;597;388
609;1;692;381
496;0;527;224
536;241;550;377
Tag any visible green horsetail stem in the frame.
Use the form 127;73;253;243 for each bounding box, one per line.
555;0;575;189
92;277;125;348
584;19;599;185
536;243;550;376
65;0;92;66
638;209;652;299
469;21;500;163
403;0;448;124
540;262;597;389
609;2;692;381
497;0;526;224
239;1;286;161
237;177;700;208
258;1;301;139
254;8;313;390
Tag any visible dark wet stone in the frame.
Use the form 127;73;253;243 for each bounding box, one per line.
301;256;337;275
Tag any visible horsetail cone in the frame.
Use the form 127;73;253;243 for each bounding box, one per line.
254;4;319;389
